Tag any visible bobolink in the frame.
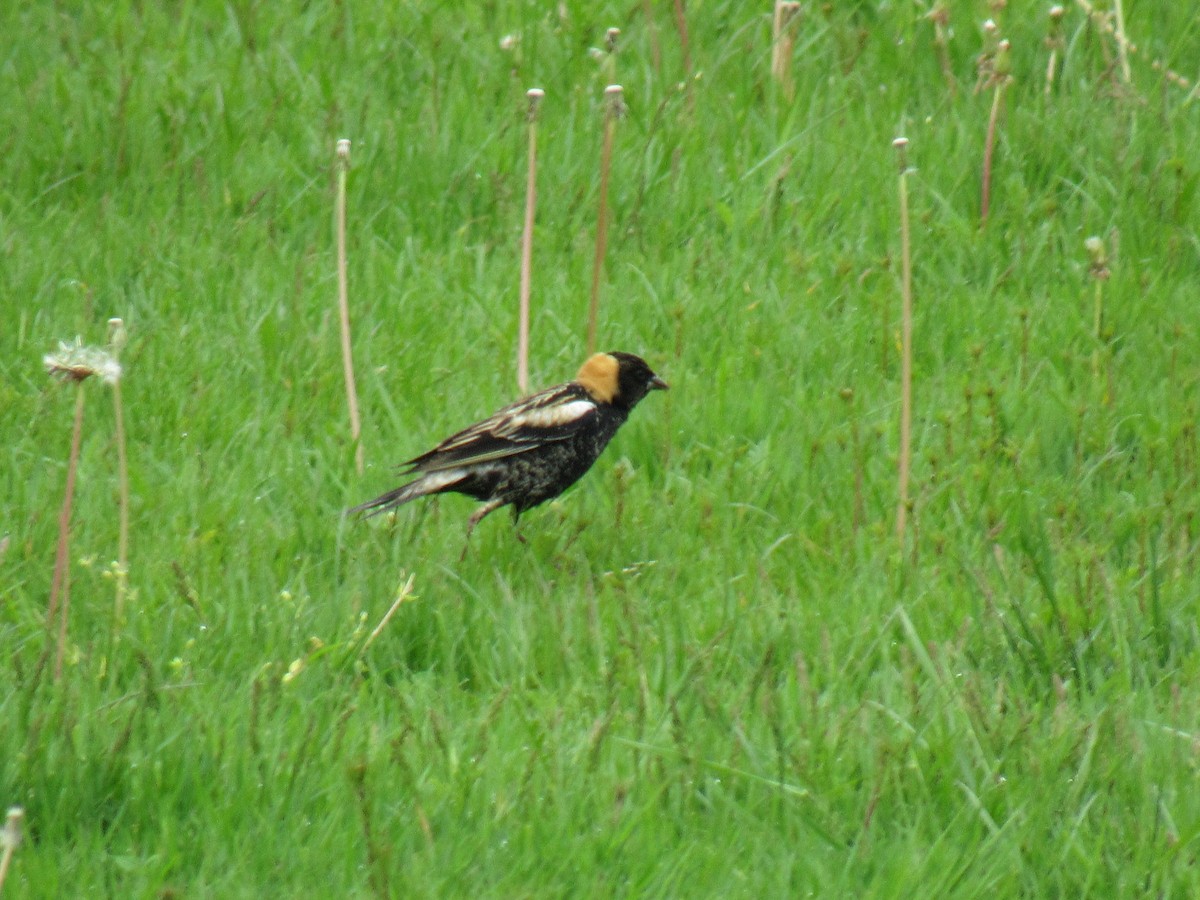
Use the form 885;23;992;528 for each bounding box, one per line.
351;351;668;542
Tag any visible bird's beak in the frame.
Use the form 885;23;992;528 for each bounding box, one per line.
650;374;669;391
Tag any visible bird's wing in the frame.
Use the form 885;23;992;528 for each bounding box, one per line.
404;384;599;473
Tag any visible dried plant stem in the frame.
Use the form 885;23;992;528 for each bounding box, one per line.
1045;6;1065;95
894;138;914;544
1111;0;1131;83
588;85;623;356
1074;0;1192;92
641;0;662;74
771;2;803;101
112;378;129;617
1045;47;1060;94
671;0;694;114
335;139;363;476
671;0;692;78
361;574;417;655
48;385;86;680
928;7;959;98
518;89;544;394
109;319;130;636
981;82;1004;226
0;807;25;893
1085;235;1111;400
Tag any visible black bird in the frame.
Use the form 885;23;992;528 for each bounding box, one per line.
351;351;668;542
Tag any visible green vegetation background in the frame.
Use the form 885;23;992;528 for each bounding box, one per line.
3;1;1200;895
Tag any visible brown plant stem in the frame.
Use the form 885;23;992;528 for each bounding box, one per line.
894;138;914;544
49;385;86;680
518;89;544;394
588;85;623;356
0;807;26;893
772;2;803;101
335;139;363;476
109;319;130;637
981;83;1003;226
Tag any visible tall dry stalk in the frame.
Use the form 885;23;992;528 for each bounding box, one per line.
107;317;130;634
672;0;692;76
1044;6;1066;94
979;32;1011;228
771;1;803;101
361;574;417;656
672;0;694;112
603;27;620;83
43;339;120;679
1074;0;1192;93
517;88;544;394
927;5;959;98
335;139;363;476
0;807;25;894
641;0;662;74
1085;235;1111;399
50;386;85;680
1111;0;1131;83
893;138;914;543
588;85;624;356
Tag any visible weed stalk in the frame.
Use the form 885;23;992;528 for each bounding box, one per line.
771;1;803;101
672;0;694;113
44;339;121;679
518;88;544;394
1085;235;1111;402
0;807;25;892
588;85;624;356
926;5;959;98
1044;6;1066;95
361;574;417;655
335;139;363;475
979;35;1012;227
894;137;914;543
641;0;662;74
107;318;130;640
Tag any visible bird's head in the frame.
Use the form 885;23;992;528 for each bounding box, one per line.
576;351;669;411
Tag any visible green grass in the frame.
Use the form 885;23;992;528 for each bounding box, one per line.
4;1;1200;895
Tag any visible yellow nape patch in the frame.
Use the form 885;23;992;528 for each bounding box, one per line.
576;353;620;403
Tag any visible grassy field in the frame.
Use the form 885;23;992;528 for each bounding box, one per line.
4;1;1200;895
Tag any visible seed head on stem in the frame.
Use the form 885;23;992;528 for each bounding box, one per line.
44;338;119;680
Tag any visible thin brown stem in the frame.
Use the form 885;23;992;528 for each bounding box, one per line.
362;574;417;655
106;318;130;645
772;2;803;101
981;84;1002;226
0;807;26;893
671;0;692;77
894;138;914;544
588;85;622;356
336;139;363;475
518;89;544;394
1111;0;1131;83
641;0;662;74
112;380;129;623
49;385;86;680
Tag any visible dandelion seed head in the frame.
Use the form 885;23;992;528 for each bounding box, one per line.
44;338;122;385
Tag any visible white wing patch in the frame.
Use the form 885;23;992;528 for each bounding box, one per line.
508;399;596;430
418;469;471;491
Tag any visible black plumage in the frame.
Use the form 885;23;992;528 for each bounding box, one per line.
351;351;668;542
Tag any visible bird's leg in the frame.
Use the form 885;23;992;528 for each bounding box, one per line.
459;499;504;561
511;508;527;544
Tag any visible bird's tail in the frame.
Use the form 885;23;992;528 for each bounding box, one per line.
348;470;465;518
